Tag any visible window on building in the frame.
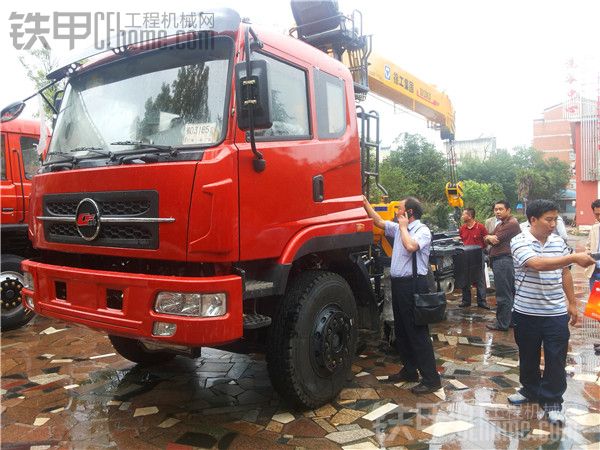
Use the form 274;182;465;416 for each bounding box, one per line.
251;54;310;140
314;69;346;139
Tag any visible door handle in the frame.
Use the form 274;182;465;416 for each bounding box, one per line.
312;175;324;202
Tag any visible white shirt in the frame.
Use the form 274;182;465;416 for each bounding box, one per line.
519;216;568;241
385;219;431;277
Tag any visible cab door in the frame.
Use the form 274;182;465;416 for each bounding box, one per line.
13;134;41;224
235;51;316;261
0;133;19;225
4;132;40;224
235;49;360;261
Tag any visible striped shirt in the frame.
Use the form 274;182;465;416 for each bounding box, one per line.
511;229;571;316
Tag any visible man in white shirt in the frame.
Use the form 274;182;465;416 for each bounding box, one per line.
363;196;441;394
520;214;568;242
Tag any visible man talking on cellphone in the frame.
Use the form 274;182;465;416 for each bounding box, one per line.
363;196;441;394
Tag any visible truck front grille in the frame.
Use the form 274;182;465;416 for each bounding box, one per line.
42;191;160;249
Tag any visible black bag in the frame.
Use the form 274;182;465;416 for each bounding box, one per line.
412;251;446;326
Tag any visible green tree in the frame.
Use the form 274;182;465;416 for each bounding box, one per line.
378;133;447;203
18;47;63;121
458;149;518;205
462;179;505;223
513;147;570;202
458;147;569;207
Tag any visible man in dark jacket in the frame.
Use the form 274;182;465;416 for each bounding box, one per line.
483;200;521;331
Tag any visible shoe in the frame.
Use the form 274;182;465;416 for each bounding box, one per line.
387;370;419;383
477;303;492;310
546;410;565;426
486;323;508;331
410;382;442;395
458;302;471;308
507;392;535;405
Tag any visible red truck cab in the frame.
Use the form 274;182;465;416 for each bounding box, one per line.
1;119;41;232
17;9;378;408
1;118;43;329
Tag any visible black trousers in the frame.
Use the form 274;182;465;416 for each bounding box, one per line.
514;312;570;411
391;276;441;386
462;253;487;305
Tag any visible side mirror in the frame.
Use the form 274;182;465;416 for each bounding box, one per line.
1;102;26;123
235;59;272;131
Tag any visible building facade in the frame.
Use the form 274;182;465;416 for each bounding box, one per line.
533;99;599;225
449;137;497;163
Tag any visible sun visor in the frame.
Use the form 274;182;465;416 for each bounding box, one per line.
47;7;241;80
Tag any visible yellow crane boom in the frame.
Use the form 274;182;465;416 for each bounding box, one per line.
367;53;455;141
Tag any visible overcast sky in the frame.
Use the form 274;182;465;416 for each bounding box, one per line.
1;0;599;151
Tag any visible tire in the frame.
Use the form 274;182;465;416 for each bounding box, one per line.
109;335;176;365
267;271;358;409
1;254;34;331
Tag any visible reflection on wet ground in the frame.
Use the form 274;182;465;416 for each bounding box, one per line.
2;236;599;449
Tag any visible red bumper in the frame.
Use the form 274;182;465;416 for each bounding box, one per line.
21;259;243;346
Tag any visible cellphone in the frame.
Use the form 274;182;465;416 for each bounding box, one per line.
590;252;600;261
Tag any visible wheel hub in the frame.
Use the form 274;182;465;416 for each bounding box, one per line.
1;274;24;312
312;306;352;375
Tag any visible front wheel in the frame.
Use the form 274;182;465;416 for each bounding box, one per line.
1;254;34;331
267;271;357;409
109;335;176;365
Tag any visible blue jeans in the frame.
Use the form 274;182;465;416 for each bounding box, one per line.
513;312;570;411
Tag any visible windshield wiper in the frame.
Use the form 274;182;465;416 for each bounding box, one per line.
110;140;179;156
44;148;114;170
67;146;114;159
45;151;76;164
110;141;180;165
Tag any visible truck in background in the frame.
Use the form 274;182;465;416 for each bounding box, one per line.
1;118;42;330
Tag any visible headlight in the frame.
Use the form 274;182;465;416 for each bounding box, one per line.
154;292;227;317
23;271;35;291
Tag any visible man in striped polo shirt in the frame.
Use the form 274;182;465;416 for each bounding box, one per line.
509;200;595;425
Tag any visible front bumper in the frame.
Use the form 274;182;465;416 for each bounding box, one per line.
21;259;243;346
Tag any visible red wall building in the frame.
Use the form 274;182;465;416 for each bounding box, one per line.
533;100;599;226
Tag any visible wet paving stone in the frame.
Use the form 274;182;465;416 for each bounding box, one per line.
2;234;600;448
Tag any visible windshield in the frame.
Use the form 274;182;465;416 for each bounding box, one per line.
48;36;233;161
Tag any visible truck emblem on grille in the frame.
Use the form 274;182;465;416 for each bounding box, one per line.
75;198;101;241
76;213;96;226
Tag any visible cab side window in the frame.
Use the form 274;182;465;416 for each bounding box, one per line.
1;135;6;180
251;54;310;140
315;70;346;139
20;136;40;179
